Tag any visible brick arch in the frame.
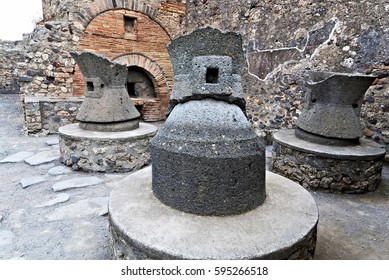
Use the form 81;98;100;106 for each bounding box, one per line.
113;53;171;120
75;0;171;39
114;53;170;91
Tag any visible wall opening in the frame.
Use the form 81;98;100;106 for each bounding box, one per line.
124;15;137;38
126;66;157;98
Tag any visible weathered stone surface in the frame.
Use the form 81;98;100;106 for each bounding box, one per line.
151;100;266;216
296;71;376;141
46;197;109;221
47;166;72;176
0;151;35;163
45;139;59;146
24;150;60;166
167;28;246;112
59;123;157;173
0;230;15;246
109;166;318;260
71;51;140;131
151;28;265;216
183;1;389;159
35;193;70;208
272;130;386;193
52;176;103;192
20;176;46;189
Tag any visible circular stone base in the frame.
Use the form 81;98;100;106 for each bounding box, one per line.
58;123;157;173
108;166;318;260
272;130;386;193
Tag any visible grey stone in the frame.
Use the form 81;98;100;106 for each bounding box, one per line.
35;193;70;208
297;71;376;141
109;166;318;259
45;138;59;146
151;100;266;216
167;28;246;113
151;28;265;216
168;27;244;76
52;176;104;192
71;51;140;131
274;130;386;160
24;150;60;166
58;123;157;173
47;166;72;176
0;230;15;246
272;130;386;193
0;151;35;163
20;176;46;188
46;197;109;221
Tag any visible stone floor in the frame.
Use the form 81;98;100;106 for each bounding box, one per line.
0;94;388;260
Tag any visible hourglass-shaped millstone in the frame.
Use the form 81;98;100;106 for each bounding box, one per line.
150;28;266;216
71;51;140;132
296;71;376;145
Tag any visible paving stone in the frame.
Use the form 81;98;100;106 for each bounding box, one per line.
35;193;70;208
25;150;60;166
0;151;35;163
20;176;46;188
0;230;15;246
46;197;109;221
52;177;104;192
48;166;72;176
46;139;59;146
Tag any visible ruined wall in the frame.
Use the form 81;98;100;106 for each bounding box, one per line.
185;0;389;155
0;40;23;94
16;0;185;134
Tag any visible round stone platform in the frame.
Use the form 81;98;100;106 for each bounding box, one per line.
272;130;386;193
58;123;157;173
108;166;318;260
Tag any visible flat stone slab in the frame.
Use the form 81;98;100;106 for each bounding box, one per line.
47;166;72;176
46;197;109;221
109;166;318;260
58;122;157;141
0;230;15;246
52;177;103;192
20;176;46;188
0;151;35;163
46;139;59;146
24;150;61;166
273;130;386;160
35;193;70;208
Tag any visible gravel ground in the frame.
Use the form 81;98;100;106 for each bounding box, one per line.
0;94;388;260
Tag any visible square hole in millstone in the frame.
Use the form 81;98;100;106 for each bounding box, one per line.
87;81;94;91
206;67;219;84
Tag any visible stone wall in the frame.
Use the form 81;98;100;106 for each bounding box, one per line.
0;40;23;94
184;0;389;154
15;0;185;134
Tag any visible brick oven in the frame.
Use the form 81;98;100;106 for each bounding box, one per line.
73;3;185;121
17;0;185;134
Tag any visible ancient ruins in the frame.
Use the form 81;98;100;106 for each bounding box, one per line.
0;0;389;261
108;28;318;260
272;72;386;193
59;51;157;173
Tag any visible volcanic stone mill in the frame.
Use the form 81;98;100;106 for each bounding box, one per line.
108;27;319;260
